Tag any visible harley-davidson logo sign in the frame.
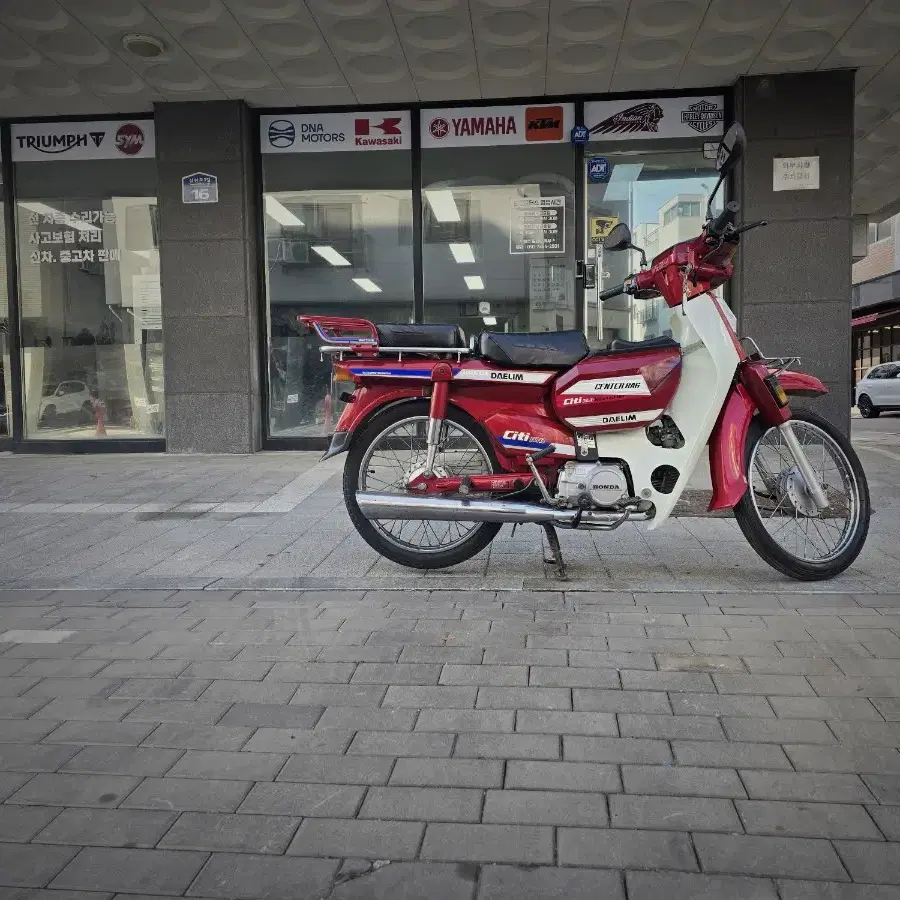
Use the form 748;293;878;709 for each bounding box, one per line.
681;99;724;134
589;102;664;135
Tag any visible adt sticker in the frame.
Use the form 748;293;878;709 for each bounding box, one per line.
571;124;589;145
182;172;218;204
587;157;610;182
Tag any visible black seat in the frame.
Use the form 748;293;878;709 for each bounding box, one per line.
478;329;589;368
375;323;466;349
588;335;679;357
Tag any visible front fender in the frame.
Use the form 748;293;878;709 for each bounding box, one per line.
707;370;829;511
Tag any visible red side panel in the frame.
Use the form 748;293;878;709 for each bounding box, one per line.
332;384;424;436
708;383;754;511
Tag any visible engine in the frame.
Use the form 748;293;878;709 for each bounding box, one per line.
555;461;629;509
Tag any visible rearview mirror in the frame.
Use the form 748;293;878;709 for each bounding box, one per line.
716;122;746;174
603;223;633;252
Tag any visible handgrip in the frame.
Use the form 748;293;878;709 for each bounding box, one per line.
707;200;740;238
598;282;625;301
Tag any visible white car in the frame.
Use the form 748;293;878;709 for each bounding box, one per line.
38;380;94;425
856;362;900;418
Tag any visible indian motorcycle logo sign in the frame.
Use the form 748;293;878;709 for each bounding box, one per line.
11;120;155;161
422;104;573;148
590;102;664;136
585;96;725;142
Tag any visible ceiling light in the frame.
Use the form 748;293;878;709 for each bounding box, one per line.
265;196;304;228
449;242;475;264
464;275;485;291
121;33;167;59
352;277;381;293
425;190;460;223
312;245;351;266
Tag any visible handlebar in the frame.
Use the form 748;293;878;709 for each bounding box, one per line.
598;282;626;301
707;200;740;239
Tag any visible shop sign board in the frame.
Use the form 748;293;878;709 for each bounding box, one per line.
590;215;619;243
422;104;575;148
510;197;565;255
261;111;411;153
11;120;155;161
773;156;820;191
585;96;725;142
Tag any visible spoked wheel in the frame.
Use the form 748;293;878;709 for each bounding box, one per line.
734;409;870;580
344;400;502;569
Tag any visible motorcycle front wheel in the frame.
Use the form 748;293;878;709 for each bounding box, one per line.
734;409;870;581
344;400;502;569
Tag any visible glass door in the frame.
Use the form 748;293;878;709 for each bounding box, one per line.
582;146;722;351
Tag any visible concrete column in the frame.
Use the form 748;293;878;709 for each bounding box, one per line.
155;100;261;453
733;71;855;433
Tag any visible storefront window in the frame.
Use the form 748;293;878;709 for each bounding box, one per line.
421;104;576;336
12;120;161;440
1;179;10;437
261;112;414;438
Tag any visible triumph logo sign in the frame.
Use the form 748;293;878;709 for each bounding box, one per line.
15;131;104;154
681;100;724;134
590;102;664;136
11;119;155;161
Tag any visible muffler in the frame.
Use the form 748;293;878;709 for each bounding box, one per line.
355;491;651;528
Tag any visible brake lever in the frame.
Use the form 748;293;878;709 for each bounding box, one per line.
731;220;768;237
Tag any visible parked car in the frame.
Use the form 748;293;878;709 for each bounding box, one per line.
38;380;94;426
856;362;900;418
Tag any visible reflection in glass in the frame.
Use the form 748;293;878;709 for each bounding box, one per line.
262;150;414;438
15;196;162;439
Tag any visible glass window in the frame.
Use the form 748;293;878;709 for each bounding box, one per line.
14;157;161;440
421;144;576;336
1;179;9;437
262;150;414;438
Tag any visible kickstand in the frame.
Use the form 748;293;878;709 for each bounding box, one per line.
542;523;567;581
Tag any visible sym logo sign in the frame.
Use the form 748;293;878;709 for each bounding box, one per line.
11;120;155;161
261;112;410;154
421;103;574;148
585;96;725;142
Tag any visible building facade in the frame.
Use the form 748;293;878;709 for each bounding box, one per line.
0;71;859;452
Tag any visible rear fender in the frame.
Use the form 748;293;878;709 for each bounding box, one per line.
707;371;828;511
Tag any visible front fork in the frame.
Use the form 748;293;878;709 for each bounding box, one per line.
423;366;453;477
777;421;830;510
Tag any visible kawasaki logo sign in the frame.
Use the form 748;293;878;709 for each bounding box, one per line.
11;120;155;161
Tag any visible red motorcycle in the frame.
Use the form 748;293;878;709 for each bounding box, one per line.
301;124;869;581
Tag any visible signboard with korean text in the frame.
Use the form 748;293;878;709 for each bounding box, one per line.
182;173;219;204
21;203;122;267
773;156;820;191
510;197;565;255
422;104;575;148
11;120;155;161
261;111;411;153
585;97;725;142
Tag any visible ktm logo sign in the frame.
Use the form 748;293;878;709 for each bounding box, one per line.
525;106;564;142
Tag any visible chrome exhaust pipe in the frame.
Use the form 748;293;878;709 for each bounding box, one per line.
355;491;650;528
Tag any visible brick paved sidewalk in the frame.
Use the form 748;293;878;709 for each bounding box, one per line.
1;587;899;899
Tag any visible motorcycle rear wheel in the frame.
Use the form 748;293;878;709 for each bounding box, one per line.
734;409;870;581
344;400;503;569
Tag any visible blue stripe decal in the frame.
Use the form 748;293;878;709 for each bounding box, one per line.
348;367;434;378
497;436;552;450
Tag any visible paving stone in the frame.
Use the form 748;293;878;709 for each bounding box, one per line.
238;782;364;817
349;731;453;758
43;722;155;747
183;662;273;681
573;690;670;714
610;794;742;832
527;667;619;688
8;774;141;808
829;722;900;748
289;684;386;707
200;681;298;705
564;736;672;764
656;654;746;674
141;724;253;752
415;709;514;733
481;649;565;666
482;789;608;827
120;778;251;813
420;823;552;864
558;827;697;870
671;741;792;770
568;650;656;669
110;680;212;702
514;710;617;736
742;657;841;675
810;677;900;698
217;703;323;729
621;670;716;692
693;833;848;880
475;687;571;710
784;745;900;774
712;674;814;695
833;841;900;884
0;843;78;888
278;754;394;785
50;848;208;894
330;862;475;900
736;800;882;839
620;713;726;741
391;758;502;789
99;661;191;679
315;706;416;732
166;750;286;782
266;662;356;683
505;761;620;793
622;765;746;798
349;663;441;685
125;701;230;725
668;694;774;718
0;806;62;842
401;646;484;664
478;864;625;900
0;773;30;802
158;812;298;854
863;775;900;803
777;881;900;900
288;818;423;860
0;743;80;773
721;717;835;744
59;747;182;778
23;679;124;701
33;809;178;848
868;807;900;841
769;696;882;720
34;700;138;722
454;733;559;760
626;872;779;900
740;770;874;803
242;727;352;755
359;787;482;823
0;720;59;744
